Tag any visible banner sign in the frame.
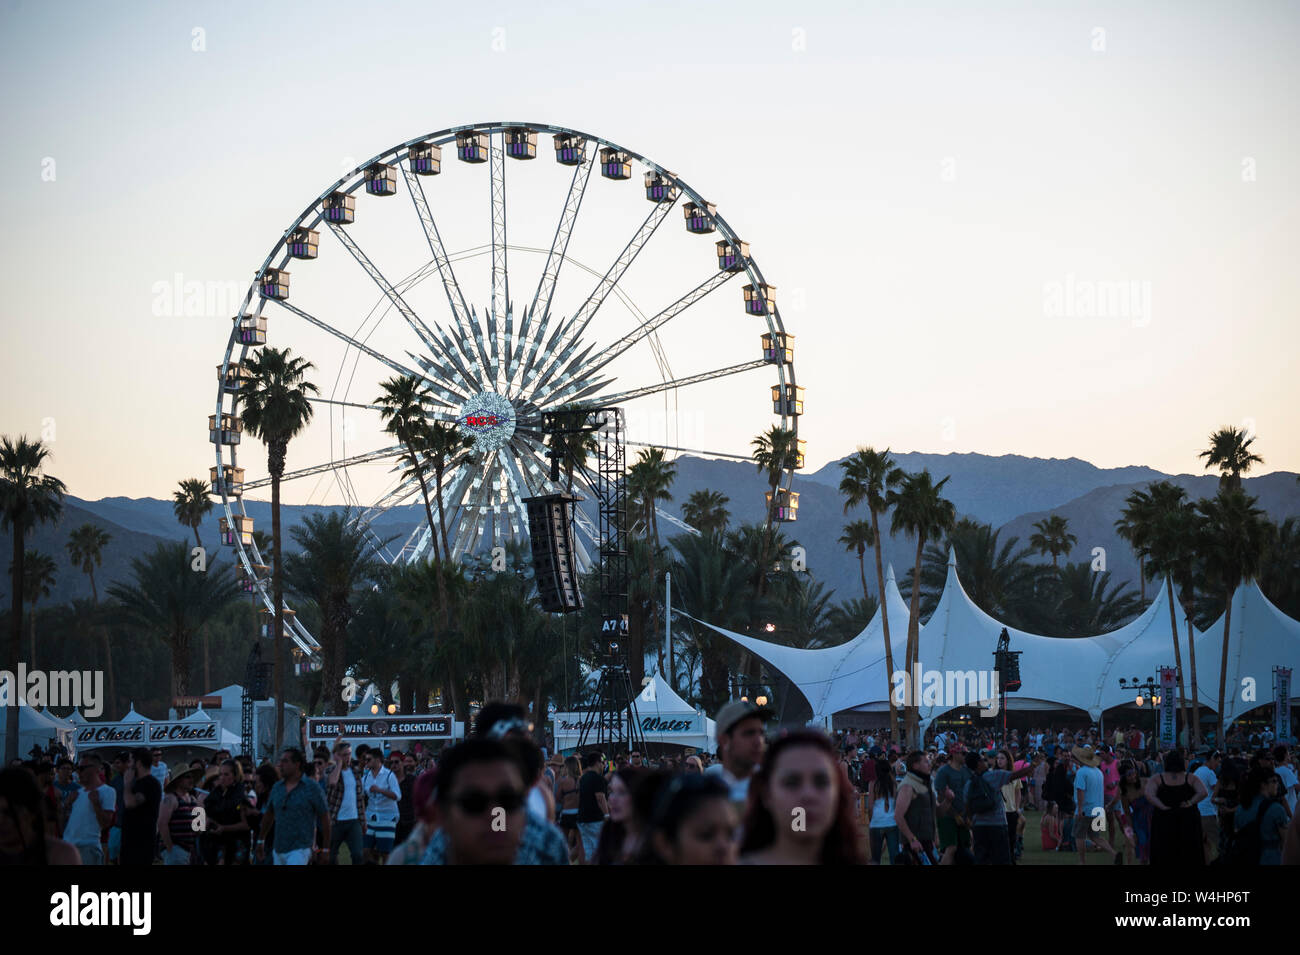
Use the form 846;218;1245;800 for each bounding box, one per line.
75;720;220;748
173;696;222;709
74;722;149;748
1276;667;1293;743
553;712;701;736
306;715;453;742
1158;667;1178;749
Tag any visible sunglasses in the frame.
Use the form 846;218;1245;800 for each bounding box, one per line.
450;788;525;815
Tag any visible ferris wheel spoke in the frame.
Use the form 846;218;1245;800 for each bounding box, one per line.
241;444;406;491
325;222;441;356
510;148;595;397
490;138;508;373
558;358;770;409
403;166;491;382
521;196;679;394
411;346;474;404
536;269;740;407
272;300;425;382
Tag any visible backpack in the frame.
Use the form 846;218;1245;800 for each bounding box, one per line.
1221;797;1280;866
965;773;997;815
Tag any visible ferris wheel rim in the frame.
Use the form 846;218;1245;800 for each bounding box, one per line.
212;121;800;653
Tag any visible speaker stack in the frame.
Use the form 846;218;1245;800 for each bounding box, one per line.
524;493;583;613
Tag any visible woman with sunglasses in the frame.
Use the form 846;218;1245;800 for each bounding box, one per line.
740;730;863;865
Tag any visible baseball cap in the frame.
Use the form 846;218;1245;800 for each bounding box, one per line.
714;699;775;735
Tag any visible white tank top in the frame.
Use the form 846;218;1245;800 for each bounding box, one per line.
869;791;896;828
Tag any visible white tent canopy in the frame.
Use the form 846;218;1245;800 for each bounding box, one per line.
553;670;716;752
1195;580;1300;726
691;548;1300;734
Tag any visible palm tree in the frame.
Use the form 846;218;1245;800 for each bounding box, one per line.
375;375;442;559
902;518;1043;630
1029;515;1077;568
422;421;474;561
826;595;879;644
1052;562;1143;637
751;426;799;597
67;523;113;712
1258;516;1300;620
888;469;955;747
172;478;214;549
1115;489;1153;603
839;520;875;605
1138;481;1196;741
238;346;317;751
10;551;55;671
838;447;904;741
628;447;676;675
1197;489;1271;741
108;541;240;697
1;435;66;762
669;531;753;713
1198;426;1263;492
681;489;730;536
283;510;385;716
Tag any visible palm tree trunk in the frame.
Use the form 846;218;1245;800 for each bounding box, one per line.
415;466;440;563
1138;556;1145;603
1183;588;1200;746
203;627;211;694
872;509;901;746
89;570;115;716
271;451;286;756
647;497;661;677
29;602;36;672
1217;586;1233;743
6;528;25;762
1165;577;1190;744
904;534;925;749
435;463;451;560
193;526;202;550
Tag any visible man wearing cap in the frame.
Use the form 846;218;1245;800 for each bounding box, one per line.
705;699;772;814
933;742;973;864
1072;745;1120;865
62;754;115;865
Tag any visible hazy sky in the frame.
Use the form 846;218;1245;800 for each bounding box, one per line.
2;0;1296;506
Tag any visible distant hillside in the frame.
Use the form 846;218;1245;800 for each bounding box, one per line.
1000;470;1300;589
804;452;1167;528
6;459;1297;614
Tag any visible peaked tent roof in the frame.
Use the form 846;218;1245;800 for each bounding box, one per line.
1193;580;1300;726
685;565;912;721
688;549;1277;726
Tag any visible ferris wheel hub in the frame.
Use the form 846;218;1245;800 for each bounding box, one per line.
455;390;517;453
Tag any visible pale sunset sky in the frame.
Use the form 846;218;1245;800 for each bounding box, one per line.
1;0;1296;505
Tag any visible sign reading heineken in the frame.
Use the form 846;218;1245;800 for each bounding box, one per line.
307;715;453;741
1276;667;1293;743
1158;667;1178;749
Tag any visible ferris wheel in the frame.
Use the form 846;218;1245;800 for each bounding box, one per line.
209;122;802;657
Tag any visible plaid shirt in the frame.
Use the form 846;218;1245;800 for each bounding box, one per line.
324;766;367;823
419;810;568;865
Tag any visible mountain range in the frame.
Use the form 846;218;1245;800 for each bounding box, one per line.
6;454;1297;615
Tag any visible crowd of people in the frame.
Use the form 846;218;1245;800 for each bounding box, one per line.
3;708;1299;866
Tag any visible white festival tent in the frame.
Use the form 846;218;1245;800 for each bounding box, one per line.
179;705;242;751
690;549;1300;734
553;670;716;752
0;694;77;757
1194;580;1300;727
